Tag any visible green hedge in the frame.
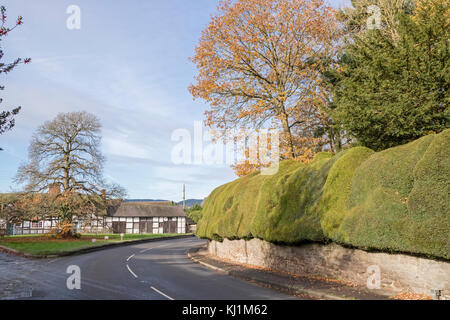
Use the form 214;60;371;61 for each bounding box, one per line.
339;130;449;259
198;129;450;259
339;134;435;252
319;147;375;241
198;153;337;243
187;209;203;224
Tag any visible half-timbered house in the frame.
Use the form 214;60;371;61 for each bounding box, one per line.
4;202;188;235
106;202;187;234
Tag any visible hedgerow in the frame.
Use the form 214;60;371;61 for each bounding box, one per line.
198;130;450;259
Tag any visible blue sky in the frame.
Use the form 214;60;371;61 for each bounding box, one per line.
0;0;350;201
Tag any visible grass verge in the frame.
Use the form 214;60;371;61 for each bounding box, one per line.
0;233;190;256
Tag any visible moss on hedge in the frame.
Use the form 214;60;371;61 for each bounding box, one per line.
338;134;436;254
251;153;335;243
406;129;450;258
198;129;450;259
319;147;375;241
197;156;337;243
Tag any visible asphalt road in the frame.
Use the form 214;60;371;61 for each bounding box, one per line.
5;237;296;300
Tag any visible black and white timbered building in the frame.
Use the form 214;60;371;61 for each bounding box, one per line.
4;202;188;235
106;203;187;234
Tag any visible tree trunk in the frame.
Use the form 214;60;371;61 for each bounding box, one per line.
63;146;70;192
280;111;296;159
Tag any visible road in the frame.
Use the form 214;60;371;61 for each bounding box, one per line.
1;237;295;300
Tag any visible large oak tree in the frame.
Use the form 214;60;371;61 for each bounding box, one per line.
13;111;125;232
190;0;341;173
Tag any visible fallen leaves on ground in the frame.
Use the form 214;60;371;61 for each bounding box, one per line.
393;292;432;300
208;254;356;287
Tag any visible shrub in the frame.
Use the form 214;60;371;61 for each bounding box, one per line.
187;209;203;224
405;129;450;258
251;153;335;243
339;131;449;259
199;130;450;259
198;153;337;243
48;222;77;239
319;147;375;241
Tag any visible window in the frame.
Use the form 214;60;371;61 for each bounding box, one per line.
31;222;43;228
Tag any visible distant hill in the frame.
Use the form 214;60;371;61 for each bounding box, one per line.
125;199;169;202
125;198;203;208
177;199;203;208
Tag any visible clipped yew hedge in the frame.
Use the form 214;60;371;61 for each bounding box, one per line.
197;129;450;260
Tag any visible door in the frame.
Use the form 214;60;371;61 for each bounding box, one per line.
169;221;177;233
146;221;153;234
139;222;147;233
163;221;177;233
138;219;154;234
112;221;126;234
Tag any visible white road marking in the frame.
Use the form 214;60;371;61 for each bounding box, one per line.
46;258;60;264
139;243;169;253
125;243;171;279
124;240;191;299
151;286;174;300
126;264;138;278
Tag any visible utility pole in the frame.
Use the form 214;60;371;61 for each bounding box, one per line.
183;184;186;209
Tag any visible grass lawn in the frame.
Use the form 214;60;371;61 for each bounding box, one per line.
0;233;190;256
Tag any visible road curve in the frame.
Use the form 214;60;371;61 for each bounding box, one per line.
13;237;295;300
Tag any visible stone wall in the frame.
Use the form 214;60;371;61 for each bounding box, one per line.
208;238;450;299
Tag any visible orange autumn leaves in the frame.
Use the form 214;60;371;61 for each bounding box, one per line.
190;0;341;176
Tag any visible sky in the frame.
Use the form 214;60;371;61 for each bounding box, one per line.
0;0;350;201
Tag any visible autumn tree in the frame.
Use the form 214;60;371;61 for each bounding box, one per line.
0;6;31;149
14;111;126;236
190;0;342;175
0;193;24;227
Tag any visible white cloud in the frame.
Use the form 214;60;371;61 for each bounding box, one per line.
0;0;239;198
103;136;153;160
